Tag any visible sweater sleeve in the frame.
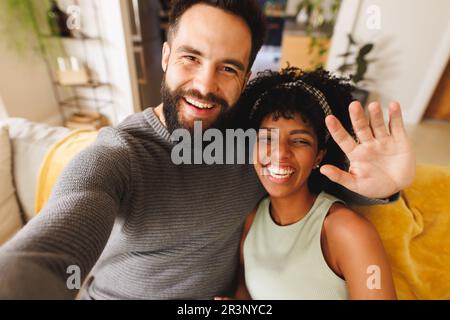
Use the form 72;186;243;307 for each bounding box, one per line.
0;128;130;299
331;183;400;206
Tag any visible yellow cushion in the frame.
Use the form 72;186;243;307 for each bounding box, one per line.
35;130;450;299
34;130;98;214
352;164;450;300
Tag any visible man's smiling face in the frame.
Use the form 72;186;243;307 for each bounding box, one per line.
161;4;252;132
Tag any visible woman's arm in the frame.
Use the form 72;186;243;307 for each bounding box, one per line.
323;204;397;300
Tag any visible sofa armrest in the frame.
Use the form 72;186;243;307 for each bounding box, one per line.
0;118;70;222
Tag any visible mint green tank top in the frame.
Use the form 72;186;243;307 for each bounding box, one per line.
243;191;349;300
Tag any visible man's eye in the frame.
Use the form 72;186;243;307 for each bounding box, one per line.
183;56;197;62
223;66;237;74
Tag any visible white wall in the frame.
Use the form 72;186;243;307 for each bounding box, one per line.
0;95;8;119
327;0;450;124
0;28;62;126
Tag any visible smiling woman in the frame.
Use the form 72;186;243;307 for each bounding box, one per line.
227;67;398;300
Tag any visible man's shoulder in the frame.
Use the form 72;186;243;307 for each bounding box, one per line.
115;110;148;132
95;109;159;147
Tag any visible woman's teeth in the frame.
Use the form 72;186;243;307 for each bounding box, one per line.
185;97;214;109
266;165;295;179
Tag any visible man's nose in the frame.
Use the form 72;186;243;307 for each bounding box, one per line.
192;65;218;98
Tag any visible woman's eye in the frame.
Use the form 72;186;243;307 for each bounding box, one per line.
292;139;310;146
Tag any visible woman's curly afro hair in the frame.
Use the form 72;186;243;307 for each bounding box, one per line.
232;67;357;194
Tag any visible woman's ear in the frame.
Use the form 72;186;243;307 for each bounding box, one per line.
162;42;171;72
316;149;326;166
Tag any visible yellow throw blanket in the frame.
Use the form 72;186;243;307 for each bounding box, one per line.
352;165;450;300
35;130;98;214
34;132;450;299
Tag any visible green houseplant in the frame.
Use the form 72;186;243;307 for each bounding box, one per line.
296;0;342;69
337;34;376;106
0;0;39;53
0;0;61;57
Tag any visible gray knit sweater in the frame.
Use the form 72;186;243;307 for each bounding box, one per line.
0;108;393;300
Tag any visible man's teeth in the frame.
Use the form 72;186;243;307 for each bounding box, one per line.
266;165;295;178
185;97;214;109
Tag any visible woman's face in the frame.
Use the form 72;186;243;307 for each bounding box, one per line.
254;113;325;199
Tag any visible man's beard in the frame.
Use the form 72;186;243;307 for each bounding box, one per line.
160;77;233;134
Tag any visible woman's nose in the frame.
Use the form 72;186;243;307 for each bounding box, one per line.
272;141;292;164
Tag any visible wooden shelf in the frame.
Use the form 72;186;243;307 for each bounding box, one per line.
38;32;101;41
54;82;109;89
60;97;114;109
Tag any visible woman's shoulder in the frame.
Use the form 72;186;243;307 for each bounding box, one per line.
323;201;380;249
323;202;379;252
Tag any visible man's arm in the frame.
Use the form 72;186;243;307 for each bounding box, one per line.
233;209;256;300
0;128;130;299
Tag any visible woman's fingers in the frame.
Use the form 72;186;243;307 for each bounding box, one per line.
320;164;357;192
368;102;389;139
325;115;357;155
349;101;374;143
388;102;407;140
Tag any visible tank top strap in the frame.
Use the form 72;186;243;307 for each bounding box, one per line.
302;192;345;239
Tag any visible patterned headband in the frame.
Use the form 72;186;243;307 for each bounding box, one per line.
250;79;333;142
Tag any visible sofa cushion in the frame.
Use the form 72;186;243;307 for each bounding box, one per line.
0;127;23;245
0;118;70;221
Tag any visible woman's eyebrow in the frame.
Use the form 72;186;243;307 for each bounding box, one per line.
289;129;314;136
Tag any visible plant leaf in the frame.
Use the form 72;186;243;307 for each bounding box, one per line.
348;33;357;45
359;44;374;56
337;64;353;73
338;52;353;57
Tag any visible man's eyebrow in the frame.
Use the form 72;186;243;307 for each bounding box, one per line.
176;45;203;56
176;45;246;72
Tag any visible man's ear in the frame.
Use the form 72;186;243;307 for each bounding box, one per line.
162;42;171;73
242;71;252;91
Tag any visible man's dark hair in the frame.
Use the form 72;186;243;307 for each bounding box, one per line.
168;0;267;70
234;67;356;194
